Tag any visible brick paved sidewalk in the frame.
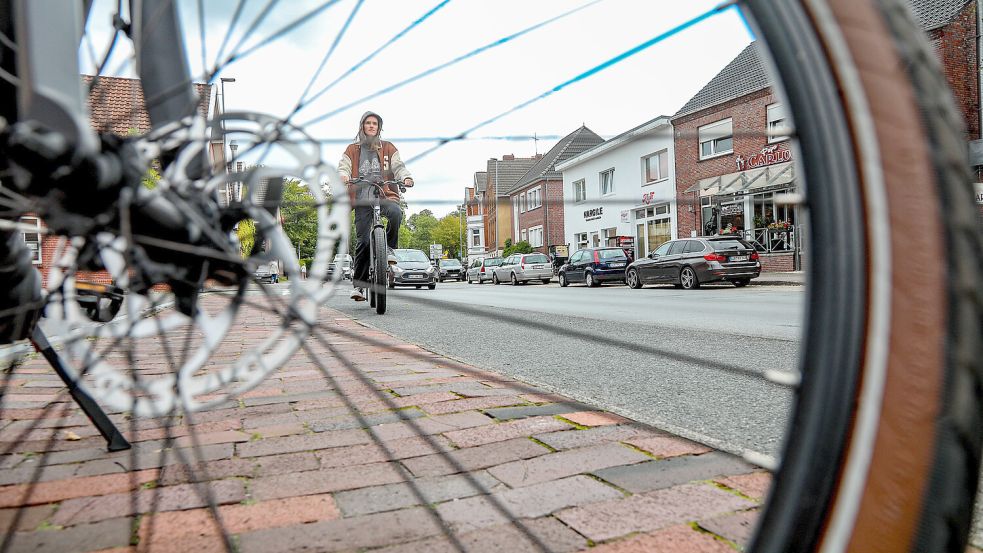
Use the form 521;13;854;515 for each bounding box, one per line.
0;302;771;552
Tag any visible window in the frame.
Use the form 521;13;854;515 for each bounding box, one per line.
599;169;615;196
575;232;588;250
20;216;41;264
603;227;617;247
684;241;705;254
524;254;549;264
528;226;544;247
668;241;687;255
698;118;733;159
527;187;542;210
573;179;586;203
643;150;669;183
653;242;672;256
521;229;528;242
471;228;481;247
519;193;526;213
767;103;789;143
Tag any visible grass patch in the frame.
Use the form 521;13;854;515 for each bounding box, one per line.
553;416;588;430
527;437;558;453
140;480;158;490
250;432;262;442
620;442;658;460
707;480;758;502
689;521;742;550
36;521;63;532
583;473;632;496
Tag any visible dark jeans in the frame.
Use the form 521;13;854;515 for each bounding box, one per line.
353;200;402;287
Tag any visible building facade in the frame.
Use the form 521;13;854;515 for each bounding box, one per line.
465;174;485;264
506;126;603;254
479;154;540;257
557;117;675;260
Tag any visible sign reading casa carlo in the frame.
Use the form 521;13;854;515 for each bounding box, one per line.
735;143;792;171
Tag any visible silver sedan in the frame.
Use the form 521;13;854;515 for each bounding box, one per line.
492;253;553;285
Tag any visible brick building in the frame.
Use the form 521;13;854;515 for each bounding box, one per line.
505;126;603;254
22;76;214;286
478;154;540;257
671;0;983;272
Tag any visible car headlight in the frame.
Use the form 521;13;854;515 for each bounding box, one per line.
392;266;404;273
425;266;435;274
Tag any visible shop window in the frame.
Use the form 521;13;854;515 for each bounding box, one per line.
20;216;42;264
599;169;615;196
603;227;617;247
575;232;588;250
574;179;586;203
767;103;789;143
698;118;733;159
643;150;669;183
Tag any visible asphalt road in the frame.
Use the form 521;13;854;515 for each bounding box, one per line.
324;279;804;461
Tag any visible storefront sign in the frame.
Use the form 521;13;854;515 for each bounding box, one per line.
620;210;630;223
735;144;792;171
642;192;657;205
975;182;983;204
584;207;603;221
721;204;743;215
617;236;634;248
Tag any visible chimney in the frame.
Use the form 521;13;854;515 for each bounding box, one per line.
502;154;515;161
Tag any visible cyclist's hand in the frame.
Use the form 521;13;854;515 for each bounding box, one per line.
403;178;414;188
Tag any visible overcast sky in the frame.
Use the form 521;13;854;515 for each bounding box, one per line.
82;0;754;217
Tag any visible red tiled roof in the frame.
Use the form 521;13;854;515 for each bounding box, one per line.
82;75;212;136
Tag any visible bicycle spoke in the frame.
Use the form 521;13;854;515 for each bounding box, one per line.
292;0;365;115
299;0;605;129
211;0;247;72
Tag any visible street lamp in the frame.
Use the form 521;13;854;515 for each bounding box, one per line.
229;140;239;201
220;77;235;172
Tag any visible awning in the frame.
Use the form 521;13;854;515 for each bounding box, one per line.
684;161;795;196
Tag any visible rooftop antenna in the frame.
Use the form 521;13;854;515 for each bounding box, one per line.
534;132;539;155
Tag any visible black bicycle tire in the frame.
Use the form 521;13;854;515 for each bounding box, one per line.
743;0;983;551
373;226;387;315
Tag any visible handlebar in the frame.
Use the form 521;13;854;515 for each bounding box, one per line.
348;177;411;193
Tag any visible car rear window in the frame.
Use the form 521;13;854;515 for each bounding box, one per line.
597;249;627;260
442;259;461;267
710;239;751;251
484;258;503;267
523;254;549;264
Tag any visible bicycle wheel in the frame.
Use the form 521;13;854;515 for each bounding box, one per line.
741;1;983;551
373;227;387;315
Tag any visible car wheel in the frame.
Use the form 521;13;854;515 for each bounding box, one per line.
586;271;598;288
492;273;500;285
416;285;422;289
541;279;550;285
438;277;443;283
511;273;519;286
733;278;751;288
627;268;642;289
679;266;700;290
559;273;568;287
428;284;436;290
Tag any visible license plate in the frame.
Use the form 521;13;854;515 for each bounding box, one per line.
407;274;424;279
609;262;625;268
532;265;544;269
729;255;749;262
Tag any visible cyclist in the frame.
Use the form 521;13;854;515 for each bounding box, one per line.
338;111;414;301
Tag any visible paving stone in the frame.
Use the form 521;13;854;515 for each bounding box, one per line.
560;411;631;427
238;506;444;553
390;383;516;397
242;390;338;406
487;443;650;488
402;438;550;478
588;523;735;553
374;516;587;553
435;475;624;533
556;483;756;542
483;403;590;421
251;462;407;501
593;451;756;494
3;517;132;552
699;508;760;548
236;428;369;458
444;416;573;448
715;471;772;502
138;493;341;548
367;412;494;442
0;469;158;508
0;463;79;486
625;435;713;459
421;396;528;416
317;435;453;469
334;471;504;516
308;408;424;432
158;457;258;485
0;503;57;533
52;479;246;526
74;443;235;476
533;425;664;451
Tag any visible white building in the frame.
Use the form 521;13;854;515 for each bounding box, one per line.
465;172;486;264
556;116;675;260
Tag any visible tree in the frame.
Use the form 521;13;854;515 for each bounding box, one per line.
405;209;438;251
433;213;464;259
279;179;318;260
503;240;534;257
237;219;256;258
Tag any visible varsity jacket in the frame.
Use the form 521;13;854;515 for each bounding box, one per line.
338;141;412;204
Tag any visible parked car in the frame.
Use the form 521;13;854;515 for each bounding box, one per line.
491;252;553;285
253;261;279;284
558;247;629;287
327;254;353;280
389;249;437;289
466;257;503;284
624;236;761;290
438;258;465;282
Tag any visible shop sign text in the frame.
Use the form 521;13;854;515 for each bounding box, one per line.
735;144;792;171
584;207;603;221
